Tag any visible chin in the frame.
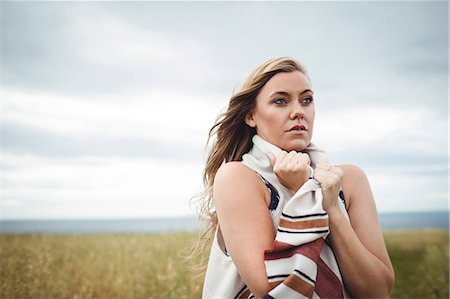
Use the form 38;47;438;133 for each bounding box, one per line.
284;140;309;152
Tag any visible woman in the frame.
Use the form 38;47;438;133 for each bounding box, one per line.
197;57;394;298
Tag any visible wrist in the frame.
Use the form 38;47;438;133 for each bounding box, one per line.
289;178;309;196
325;204;342;220
326;205;351;242
326;207;346;244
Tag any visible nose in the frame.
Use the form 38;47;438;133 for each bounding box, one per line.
290;101;305;120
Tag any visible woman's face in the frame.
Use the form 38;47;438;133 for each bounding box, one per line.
245;71;315;152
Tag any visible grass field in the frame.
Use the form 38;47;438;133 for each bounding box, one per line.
1;230;448;298
384;230;449;299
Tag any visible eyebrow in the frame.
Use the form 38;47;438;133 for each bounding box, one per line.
269;89;314;97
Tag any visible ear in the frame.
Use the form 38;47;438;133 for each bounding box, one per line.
245;111;256;128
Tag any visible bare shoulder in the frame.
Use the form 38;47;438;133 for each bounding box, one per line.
214;161;267;207
337;164;371;209
215;161;257;180
339;164;368;181
214;161;262;189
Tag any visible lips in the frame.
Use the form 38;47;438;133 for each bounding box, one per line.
288;124;307;131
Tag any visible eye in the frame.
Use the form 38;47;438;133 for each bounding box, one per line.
302;97;314;104
274;98;288;105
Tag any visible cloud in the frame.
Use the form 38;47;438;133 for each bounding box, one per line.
2;153;204;219
370;172;448;212
2;2;219;96
315;106;423;149
4;88;226;149
3;2;447;101
1;1;447;219
314;105;447;155
4;122;204;160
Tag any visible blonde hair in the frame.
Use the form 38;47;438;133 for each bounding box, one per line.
190;57;309;273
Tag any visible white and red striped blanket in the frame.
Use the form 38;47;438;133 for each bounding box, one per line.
239;135;350;299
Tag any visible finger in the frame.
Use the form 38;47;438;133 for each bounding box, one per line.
314;168;334;181
272;151;287;171
284;151;301;169
313;170;325;186
315;173;333;189
316;163;333;171
275;151;288;167
298;153;311;166
314;169;341;187
313;168;326;181
284;151;298;164
329;165;344;178
268;153;276;166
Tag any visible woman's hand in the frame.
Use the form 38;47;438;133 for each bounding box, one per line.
268;151;311;196
313;163;344;212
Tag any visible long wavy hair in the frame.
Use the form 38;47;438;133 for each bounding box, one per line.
190;57;309;273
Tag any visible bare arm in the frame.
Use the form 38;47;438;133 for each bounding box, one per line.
327;164;395;298
214;160;394;298
213;162;275;297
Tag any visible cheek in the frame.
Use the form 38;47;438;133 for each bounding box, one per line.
308;109;315;123
307;110;315;133
256;109;279;127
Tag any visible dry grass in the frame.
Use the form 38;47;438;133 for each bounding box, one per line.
384;230;449;299
0;233;204;299
0;230;448;298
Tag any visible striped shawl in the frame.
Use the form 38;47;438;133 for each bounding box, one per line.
240;135;350;299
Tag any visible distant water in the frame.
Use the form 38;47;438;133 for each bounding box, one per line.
0;211;448;234
0;216;201;234
378;211;448;230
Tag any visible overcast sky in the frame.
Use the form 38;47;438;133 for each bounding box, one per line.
1;1;448;219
